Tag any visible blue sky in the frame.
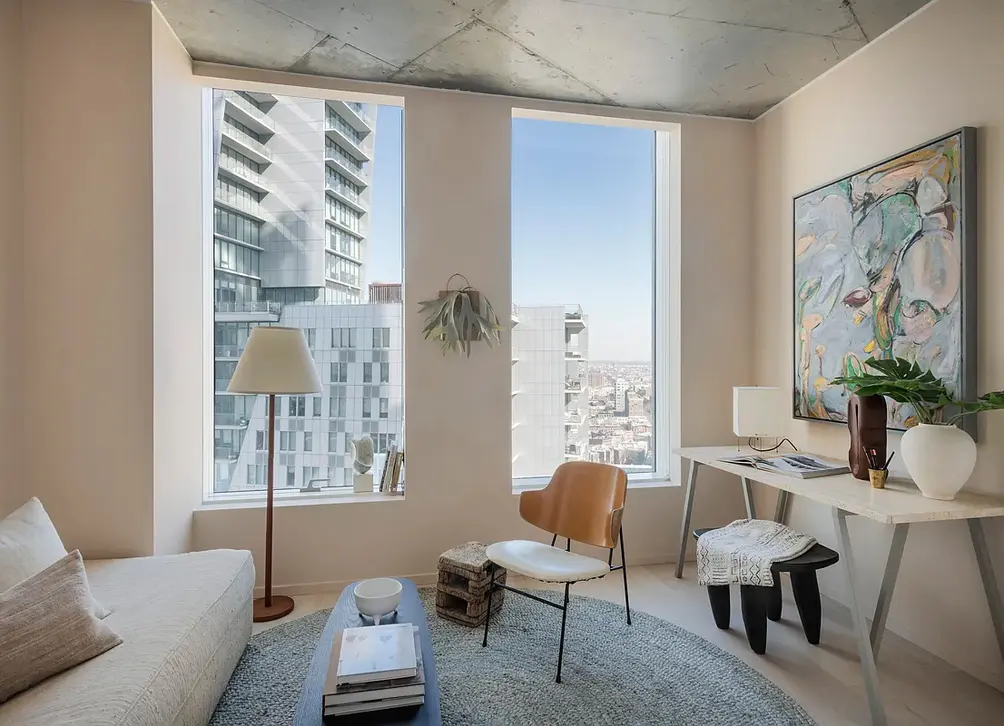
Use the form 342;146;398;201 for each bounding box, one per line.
367;110;654;362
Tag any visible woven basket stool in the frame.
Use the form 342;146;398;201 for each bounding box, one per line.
436;541;506;627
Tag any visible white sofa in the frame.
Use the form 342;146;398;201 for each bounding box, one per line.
0;549;254;726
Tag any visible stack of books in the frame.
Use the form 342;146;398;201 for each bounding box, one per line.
323;623;425;718
379;446;405;494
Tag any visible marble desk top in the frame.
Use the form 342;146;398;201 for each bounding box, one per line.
675;446;1004;525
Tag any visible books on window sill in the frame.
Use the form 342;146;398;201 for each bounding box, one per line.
379;446;405;495
323;624;424;717
718;453;850;479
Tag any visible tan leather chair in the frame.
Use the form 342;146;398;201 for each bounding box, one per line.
482;461;630;683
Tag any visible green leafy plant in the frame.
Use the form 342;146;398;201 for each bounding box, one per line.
831;357;1004;426
418;275;502;357
953;391;1004;424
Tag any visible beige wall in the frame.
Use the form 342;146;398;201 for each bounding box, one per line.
22;0;155;556
0;0;22;517
191;66;756;592
152;6;204;554
753;0;1004;689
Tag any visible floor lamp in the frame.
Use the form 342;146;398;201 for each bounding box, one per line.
228;326;322;622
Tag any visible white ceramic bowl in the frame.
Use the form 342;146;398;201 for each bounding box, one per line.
354;578;403;619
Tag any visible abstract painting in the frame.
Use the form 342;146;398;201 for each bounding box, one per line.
793;128;976;430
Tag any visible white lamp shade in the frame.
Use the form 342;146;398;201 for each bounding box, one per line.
228;327;322;395
733;386;787;438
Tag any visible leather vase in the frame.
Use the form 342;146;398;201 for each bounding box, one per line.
847;394;887;480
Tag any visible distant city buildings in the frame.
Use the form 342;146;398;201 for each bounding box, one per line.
369;282;402;303
511;306;655;477
224;302;403;493
614;378;629;414
511;305;589;478
585;363;655;473
209;91;652;492
211;90;402;494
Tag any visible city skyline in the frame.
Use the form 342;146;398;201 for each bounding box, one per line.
212;94;655;495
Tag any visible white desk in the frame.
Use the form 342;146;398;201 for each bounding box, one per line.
674;446;1004;726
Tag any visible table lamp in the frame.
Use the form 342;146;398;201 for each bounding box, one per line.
229;326;322;622
733;386;787;450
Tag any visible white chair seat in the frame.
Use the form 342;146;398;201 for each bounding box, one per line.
486;540;610;583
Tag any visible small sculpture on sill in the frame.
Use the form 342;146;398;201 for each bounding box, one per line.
351;436;374;474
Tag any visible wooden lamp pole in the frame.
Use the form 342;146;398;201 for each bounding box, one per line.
227;326;320;624
255;392;293;622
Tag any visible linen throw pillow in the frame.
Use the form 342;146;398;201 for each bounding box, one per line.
0;498;111;618
0;550;122;703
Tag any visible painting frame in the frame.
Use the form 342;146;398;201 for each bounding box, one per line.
791;127;978;435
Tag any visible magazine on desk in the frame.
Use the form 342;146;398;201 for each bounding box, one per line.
718;452;849;479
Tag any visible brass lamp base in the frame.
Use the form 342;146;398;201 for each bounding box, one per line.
253;595;295;623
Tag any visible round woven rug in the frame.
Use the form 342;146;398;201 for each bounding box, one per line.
210;588;816;726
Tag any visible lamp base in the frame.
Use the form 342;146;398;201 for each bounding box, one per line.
253;595;295;623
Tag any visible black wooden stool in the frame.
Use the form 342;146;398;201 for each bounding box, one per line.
693;528;839;655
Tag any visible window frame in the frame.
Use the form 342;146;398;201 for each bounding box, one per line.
508;110;676;489
208;85;408;504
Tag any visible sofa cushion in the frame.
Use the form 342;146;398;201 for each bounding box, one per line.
0;498;110;619
0;549;254;726
0;551;122;703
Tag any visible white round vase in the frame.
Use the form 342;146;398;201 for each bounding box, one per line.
900;423;977;500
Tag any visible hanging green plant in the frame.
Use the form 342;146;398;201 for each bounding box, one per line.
418;274;502;357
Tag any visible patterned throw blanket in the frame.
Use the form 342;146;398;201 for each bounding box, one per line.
697;519;816;587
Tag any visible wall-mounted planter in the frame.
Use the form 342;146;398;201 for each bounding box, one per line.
418;275;501;357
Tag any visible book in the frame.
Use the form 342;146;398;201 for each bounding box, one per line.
324;628;424;707
718;453;850;479
380;445;398;492
323;694;424;717
389;450;404;494
330;623;417;686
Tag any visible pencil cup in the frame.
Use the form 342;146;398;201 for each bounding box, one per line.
868;468;888;489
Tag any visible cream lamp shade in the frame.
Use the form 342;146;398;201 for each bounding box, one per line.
228;327;322;395
733;386;787;438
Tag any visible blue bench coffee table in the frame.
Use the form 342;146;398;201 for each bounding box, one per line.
293;578;442;725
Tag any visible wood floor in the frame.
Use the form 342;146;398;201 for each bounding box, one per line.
254;564;1004;726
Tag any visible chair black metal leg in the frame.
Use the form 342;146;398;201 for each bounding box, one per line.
482;563;495;648
766;579;783;622
551;533;558;547
619;526;631;625
556;583;570;683
707;585;731;629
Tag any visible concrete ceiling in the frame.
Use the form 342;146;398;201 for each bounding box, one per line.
156;0;931;119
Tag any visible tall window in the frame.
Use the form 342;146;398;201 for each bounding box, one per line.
209;89;404;497
511;114;661;482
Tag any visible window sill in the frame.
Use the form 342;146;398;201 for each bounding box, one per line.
197;490;405;511
511;476;675;494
